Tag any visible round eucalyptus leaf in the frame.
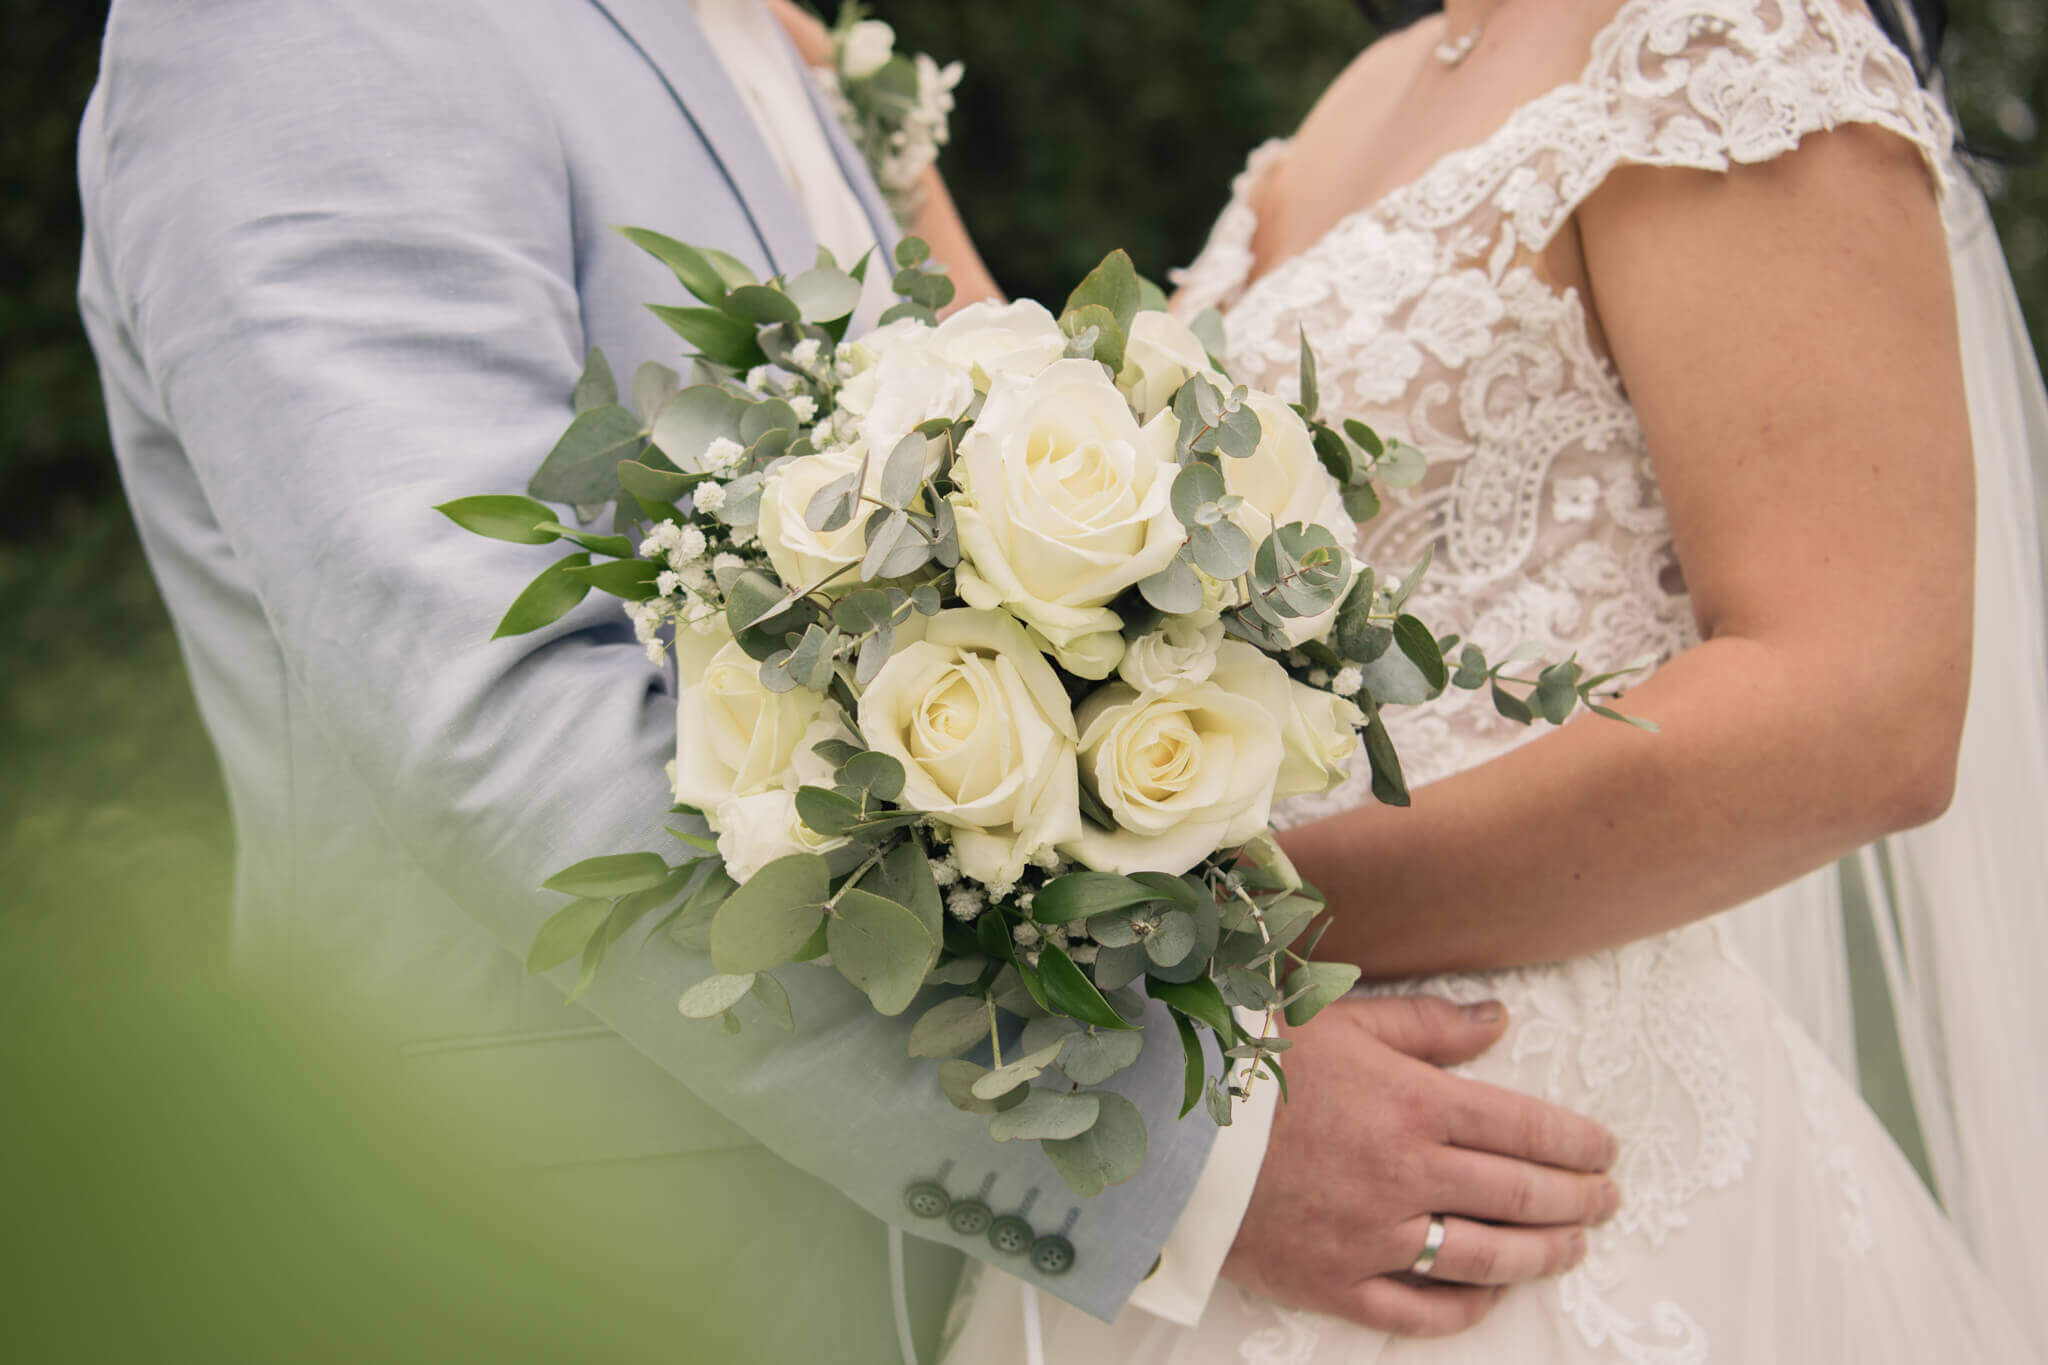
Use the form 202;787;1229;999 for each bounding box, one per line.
785;266;862;324
1143;909;1198;967
720;284;803;326
650;386;747;471
1170;462;1227;528
747;970;794;1030
938;1060;1011;1116
1043;1091;1148;1197
1189;520;1253;581
988;1088;1102;1143
708;854;830;975
1091;942;1152;992
677;971;757;1020
969;1040;1065;1100
908;994;992;1059
1020;1014;1084;1057
1138;557;1203;614
827;888;937;1017
1056;1028;1146;1086
1283;961;1363;1027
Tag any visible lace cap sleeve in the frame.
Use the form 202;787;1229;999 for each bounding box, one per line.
1575;0;1955;196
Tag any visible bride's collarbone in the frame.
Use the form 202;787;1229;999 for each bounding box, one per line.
1249;1;1615;280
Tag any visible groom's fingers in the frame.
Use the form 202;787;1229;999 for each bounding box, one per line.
1428;1147;1620;1227
1346;1277;1505;1338
1395;1215;1589;1287
1439;1073;1618;1173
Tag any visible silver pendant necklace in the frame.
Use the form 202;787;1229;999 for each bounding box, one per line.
1433;21;1483;67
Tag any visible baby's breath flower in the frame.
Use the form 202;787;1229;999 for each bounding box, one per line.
711;552;747;577
1011;922;1041;948
1308;668;1331;688
789;338;823;370
657;570;684;598
1333;665;1364;696
788;394;819;424
745;365;774;391
930;859;961;889
945;886;984;921
674;525;708;565
702;436;747;475
1066;944;1099;966
693;481;727;515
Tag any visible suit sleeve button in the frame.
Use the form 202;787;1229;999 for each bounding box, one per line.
904;1182;952;1219
1030;1235;1076;1276
947;1199;993;1236
988;1215;1034;1255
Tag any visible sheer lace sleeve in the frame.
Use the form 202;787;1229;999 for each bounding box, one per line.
1549;0;1956;241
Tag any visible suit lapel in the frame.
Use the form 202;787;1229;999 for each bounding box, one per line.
586;0;814;277
796;51;899;259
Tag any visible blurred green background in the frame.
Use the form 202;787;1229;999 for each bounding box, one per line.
0;0;2039;1354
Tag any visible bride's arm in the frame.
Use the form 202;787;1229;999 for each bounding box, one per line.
767;0;1003;310
1300;123;1973;979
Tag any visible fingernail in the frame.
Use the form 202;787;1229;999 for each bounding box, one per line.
1597;1180;1621;1223
1464;1001;1505;1025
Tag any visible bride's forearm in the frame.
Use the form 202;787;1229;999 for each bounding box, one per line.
1288;632;1964;980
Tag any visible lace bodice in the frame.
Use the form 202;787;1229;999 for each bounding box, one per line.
1161;1;1954;1358
1173;0;1953;807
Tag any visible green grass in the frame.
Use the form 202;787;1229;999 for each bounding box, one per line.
0;503;232;993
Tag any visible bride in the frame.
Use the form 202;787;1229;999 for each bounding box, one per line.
940;0;2048;1359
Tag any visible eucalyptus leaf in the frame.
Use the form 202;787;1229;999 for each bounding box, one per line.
1143;909;1198;967
1062;303;1126;373
988;1088;1102;1143
1188;308;1228;365
529;405;643;506
829;888;937;1016
1043;1091;1147;1197
1170;462;1227;529
678;971;757;1020
1139;557;1204;614
938;1060;1027;1116
720;283;802;326
878;433;928;510
709;853;831;975
785;265;862;323
1377;438;1428;489
632;361;683;428
1056;1027;1146;1086
1091;943;1151;992
572;347;619;413
1283;961;1364;1027
746;970;794;1030
908;994;993;1058
969;1040;1066;1099
651;386;748;471
1189;520;1253;580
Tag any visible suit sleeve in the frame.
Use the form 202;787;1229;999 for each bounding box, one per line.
86;0;1219;1318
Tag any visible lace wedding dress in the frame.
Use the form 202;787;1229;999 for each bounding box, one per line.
942;0;2043;1360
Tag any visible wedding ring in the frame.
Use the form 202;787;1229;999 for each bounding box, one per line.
1410;1214;1448;1276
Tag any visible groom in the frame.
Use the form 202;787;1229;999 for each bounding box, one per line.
76;1;1616;1357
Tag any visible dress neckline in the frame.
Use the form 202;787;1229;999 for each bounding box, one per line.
1231;0;1682;301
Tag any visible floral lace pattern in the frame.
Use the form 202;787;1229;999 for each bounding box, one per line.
1161;0;1950;1358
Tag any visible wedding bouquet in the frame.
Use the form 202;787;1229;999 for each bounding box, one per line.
441;234;1640;1194
811;3;962;227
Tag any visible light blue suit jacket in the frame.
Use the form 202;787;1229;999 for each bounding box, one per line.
76;0;1216;1322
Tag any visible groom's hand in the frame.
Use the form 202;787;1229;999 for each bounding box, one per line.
1223;996;1618;1337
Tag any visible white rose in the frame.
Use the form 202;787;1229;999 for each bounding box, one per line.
841;19;896;80
857;609;1083;887
1062;642;1290;875
1117;617;1224;693
950;360;1183;677
930;300;1069;393
1221;391;1361;646
1118;310;1225;422
757;447;874;592
714;787;845;883
1210;644;1364;798
838;322;975;462
670;623;836;813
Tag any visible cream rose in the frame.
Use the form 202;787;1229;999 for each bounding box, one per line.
714;787;845;882
1117;617;1224;693
1210;644;1364;798
670;624;837;815
756;447;875;592
930;299;1069;393
856;609;1083;887
1220;391;1361;646
841;19;896;80
1117;310;1225;422
950;360;1184;677
1062;642;1290;875
837;322;976;463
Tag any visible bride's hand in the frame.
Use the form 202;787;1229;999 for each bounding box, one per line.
1225;996;1618;1336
